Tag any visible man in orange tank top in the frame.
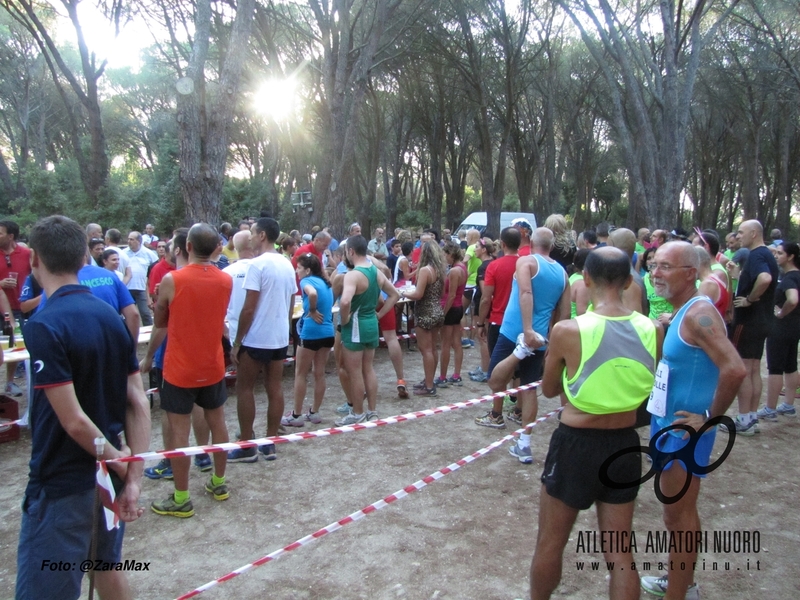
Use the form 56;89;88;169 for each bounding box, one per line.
145;224;233;518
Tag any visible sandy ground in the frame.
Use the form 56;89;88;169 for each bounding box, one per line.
0;342;797;600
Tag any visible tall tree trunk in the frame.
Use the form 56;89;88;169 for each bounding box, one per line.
178;0;256;225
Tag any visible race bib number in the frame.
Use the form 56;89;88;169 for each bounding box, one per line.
647;360;669;418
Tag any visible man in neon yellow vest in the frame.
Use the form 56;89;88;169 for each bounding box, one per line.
530;247;663;599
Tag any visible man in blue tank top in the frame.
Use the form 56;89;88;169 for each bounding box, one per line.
479;228;570;465
640;242;746;600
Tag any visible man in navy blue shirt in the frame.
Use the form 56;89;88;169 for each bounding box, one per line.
16;216;150;600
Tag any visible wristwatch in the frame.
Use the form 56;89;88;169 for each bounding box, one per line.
703;409;711;422
475;323;485;328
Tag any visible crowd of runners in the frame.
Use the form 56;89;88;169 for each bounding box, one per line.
7;212;795;600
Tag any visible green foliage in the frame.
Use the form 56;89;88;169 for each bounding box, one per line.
12;162;91;229
221;178;267;224
397;208;430;230
502;193;521;212
461;186;482;214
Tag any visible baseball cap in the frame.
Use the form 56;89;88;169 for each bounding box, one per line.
510;218;533;233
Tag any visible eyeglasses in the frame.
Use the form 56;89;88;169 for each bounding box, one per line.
648;264;694;273
90;238;104;244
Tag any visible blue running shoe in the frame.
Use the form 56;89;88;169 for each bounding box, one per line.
227;447;258;463
145;459;173;480
194;453;213;472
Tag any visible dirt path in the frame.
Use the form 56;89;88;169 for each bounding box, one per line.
0;344;795;599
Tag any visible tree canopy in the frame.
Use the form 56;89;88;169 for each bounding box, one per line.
0;0;797;238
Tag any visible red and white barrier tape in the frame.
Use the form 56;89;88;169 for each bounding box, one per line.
111;382;541;464
175;406;562;599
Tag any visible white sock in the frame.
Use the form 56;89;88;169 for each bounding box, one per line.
750;411;758;421
518;433;531;449
737;413;749;424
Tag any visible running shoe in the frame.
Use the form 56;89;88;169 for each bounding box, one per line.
413;380;428;390
227;447;258;463
469;370;487;382
756;406;778;421
281;412;305;427
475;411;505;429
508;442;533;464
194;453;213;472
503;395;517;410
335;412;367;426
259;444;277;460
144;459;173;480
777;402;797;417
151;495;194;518
204;477;229;501
305;410;322;424
447;375;463;386
720;418;755;437
413;385;437;396
397;380;409;399
335;402;353;414
468;366;483;376
506;409;522;425
461;338;475;348
366;410;379;422
513;333;535;359
640;575;699;599
434;376;449;388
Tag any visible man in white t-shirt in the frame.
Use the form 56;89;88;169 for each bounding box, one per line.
228;217;296;463
222;230;254;345
124;231;158;326
142;223;159;249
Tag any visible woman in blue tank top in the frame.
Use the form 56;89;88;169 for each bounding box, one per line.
285;254;335;426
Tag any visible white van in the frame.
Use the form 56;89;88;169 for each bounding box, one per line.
454;211;537;238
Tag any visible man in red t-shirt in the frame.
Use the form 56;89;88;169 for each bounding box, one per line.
511;217;533;256
475;226;521;356
0;220;31;396
148;242;176;305
291;231;331;287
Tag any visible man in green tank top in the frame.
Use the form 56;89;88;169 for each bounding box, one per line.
530;247;664;600
335;236;399;426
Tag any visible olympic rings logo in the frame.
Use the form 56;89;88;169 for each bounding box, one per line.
598;415;736;504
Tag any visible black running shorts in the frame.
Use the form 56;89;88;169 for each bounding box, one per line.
541;423;641;510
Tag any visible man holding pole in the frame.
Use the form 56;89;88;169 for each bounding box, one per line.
15;216;150;600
